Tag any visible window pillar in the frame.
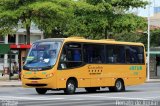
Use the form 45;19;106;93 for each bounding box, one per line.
4;35;8;67
16;34;19;45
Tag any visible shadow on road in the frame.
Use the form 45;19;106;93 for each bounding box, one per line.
28;89;144;96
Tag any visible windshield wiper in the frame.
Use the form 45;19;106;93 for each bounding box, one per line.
27;58;38;64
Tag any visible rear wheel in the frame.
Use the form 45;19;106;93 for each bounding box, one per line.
35;88;47;94
109;79;125;92
64;80;76;94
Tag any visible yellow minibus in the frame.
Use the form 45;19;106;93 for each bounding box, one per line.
22;37;146;94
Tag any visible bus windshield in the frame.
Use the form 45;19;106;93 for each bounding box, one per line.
24;41;61;70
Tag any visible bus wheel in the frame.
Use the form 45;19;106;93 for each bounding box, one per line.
35;88;47;94
85;87;97;93
109;79;125;92
114;79;125;92
64;80;76;94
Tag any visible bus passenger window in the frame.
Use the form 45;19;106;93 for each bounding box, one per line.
83;44;105;64
125;46;144;64
106;45;125;64
73;50;81;61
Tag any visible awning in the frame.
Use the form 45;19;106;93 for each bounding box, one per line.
10;44;31;49
147;51;160;55
0;44;10;54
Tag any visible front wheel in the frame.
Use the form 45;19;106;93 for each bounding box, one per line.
35;88;47;94
64;80;76;94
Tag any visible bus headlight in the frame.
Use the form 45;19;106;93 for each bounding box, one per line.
22;75;25;78
46;73;54;78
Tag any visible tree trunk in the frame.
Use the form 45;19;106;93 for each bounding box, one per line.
26;24;31;55
104;28;108;39
26;25;30;45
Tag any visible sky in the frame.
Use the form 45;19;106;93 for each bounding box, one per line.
138;0;160;17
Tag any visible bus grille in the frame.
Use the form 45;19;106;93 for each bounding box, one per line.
26;84;47;87
28;78;42;80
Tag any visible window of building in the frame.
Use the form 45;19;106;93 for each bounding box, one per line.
59;43;82;69
8;55;16;62
0;36;5;43
83;44;105;63
0;54;4;63
8;34;16;43
106;45;125;64
126;46;144;64
18;35;26;44
30;35;41;44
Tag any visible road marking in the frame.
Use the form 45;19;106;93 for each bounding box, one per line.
75;95;151;100
23;100;112;106
145;96;160;100
76;102;116;106
0;96;64;100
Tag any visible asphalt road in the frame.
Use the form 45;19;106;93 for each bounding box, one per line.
0;82;160;106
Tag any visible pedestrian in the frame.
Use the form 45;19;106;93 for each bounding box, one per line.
12;62;19;75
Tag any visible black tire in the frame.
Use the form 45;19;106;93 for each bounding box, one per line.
35;88;47;94
85;87;98;93
109;79;125;92
64;80;76;94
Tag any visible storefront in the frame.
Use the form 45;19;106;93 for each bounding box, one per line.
10;44;31;72
149;47;160;79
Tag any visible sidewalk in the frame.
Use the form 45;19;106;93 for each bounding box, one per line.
0;73;22;87
0;80;22;87
145;79;160;83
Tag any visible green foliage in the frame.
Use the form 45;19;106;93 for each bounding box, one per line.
0;0;74;39
67;0;148;39
65;1;111;38
30;0;74;34
112;14;147;33
0;0;148;41
114;29;160;49
150;30;160;47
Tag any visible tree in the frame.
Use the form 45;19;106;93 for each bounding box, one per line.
140;29;160;48
0;0;74;44
66;0;148;39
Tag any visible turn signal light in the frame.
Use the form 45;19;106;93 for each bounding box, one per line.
46;73;54;78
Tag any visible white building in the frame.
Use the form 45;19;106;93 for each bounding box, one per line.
0;23;44;71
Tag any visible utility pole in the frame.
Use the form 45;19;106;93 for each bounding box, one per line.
147;0;151;81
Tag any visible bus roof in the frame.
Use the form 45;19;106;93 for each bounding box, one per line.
34;37;144;46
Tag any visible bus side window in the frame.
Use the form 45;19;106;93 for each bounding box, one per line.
83;44;105;64
126;49;130;63
106;45;125;64
59;43;82;69
125;46;144;64
73;50;81;61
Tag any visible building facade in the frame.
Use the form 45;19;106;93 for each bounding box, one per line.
0;27;43;71
149;47;160;79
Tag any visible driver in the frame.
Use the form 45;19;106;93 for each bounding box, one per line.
49;50;56;58
48;50;57;65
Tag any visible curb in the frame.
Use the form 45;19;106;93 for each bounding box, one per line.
0;80;22;87
145;81;160;83
0;85;22;87
145;80;160;83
